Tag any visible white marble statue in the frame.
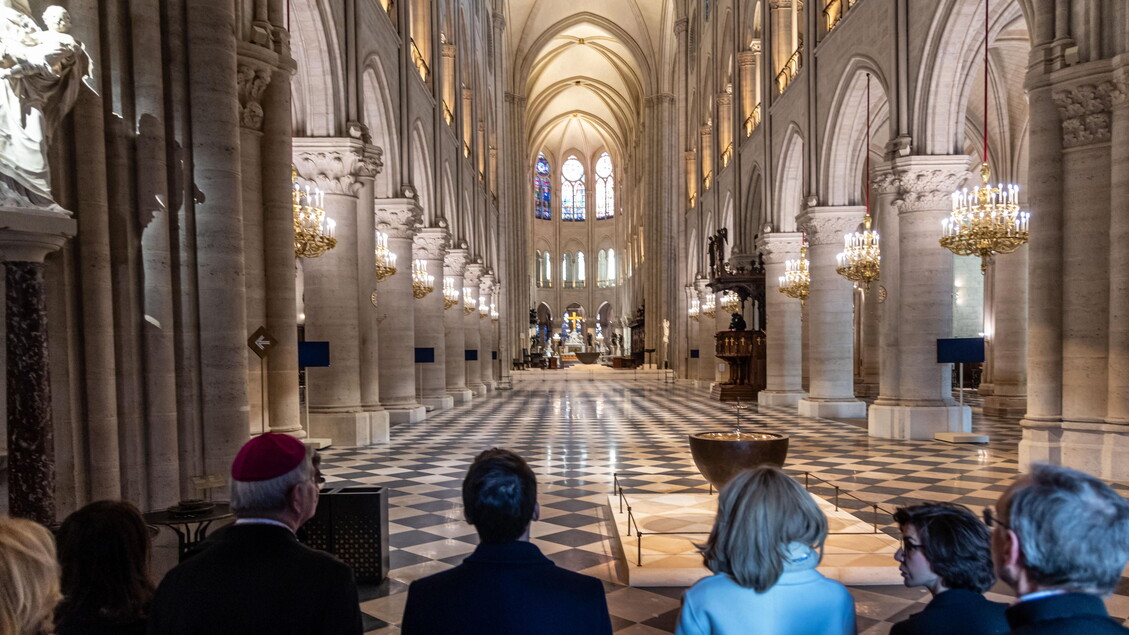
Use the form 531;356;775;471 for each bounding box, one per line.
0;2;89;206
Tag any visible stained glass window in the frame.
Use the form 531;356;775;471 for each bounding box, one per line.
561;156;586;221
576;251;586;287
534;154;551;220
595;152;614;219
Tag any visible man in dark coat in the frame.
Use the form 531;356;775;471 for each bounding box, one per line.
148;434;362;635
991;464;1129;634
400;448;612;635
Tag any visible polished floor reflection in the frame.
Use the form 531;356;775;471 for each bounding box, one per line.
319;377;1129;634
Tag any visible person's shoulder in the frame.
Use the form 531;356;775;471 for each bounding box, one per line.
546;562;606;592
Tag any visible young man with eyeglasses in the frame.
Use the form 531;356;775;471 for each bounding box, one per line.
990;463;1129;634
889;502;1008;634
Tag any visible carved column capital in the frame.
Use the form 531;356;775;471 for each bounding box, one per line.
717;92;733;105
674;18;688;35
888;156;970;213
797;206;866;245
293;138;384;196
1053;81;1118;147
480;273;496;296
769;0;793;9
870;166;901;196
413;226;449;261
464;262;485;286
492;13;506;31
237;61;272;131
756;232;803;265
699;124;712;137
505;92;527;107
373;200;422;239
737;50;756;66
444;247;470;277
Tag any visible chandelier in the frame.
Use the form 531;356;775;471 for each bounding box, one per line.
374;231;398;281
940;0;1028;273
443;277;460;309
463;287;476;314
701;294;716;319
836;73;880;291
720;291;740;314
490;304;499;322
478;297;489;319
688;296;701;321
411;259;434;299
292;167;337;258
778;242;810;304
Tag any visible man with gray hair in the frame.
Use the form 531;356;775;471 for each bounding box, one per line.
149;433;362;634
988;463;1129;634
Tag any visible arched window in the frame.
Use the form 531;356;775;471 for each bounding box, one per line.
561;252;571;287
535;250;542;287
595;152;614;220
544;251;552;286
576;251;586;287
561;156;586;221
607;248;617;286
534;154;551;220
597;250;607;287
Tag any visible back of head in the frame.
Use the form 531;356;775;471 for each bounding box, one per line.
893;502;994;592
56;500;153;626
700;466;827;592
230;433;315;518
0;516;60;635
462;448;537;543
1006;463;1129;595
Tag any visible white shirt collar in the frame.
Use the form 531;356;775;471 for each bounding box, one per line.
1017;589;1067;604
234;518;294;533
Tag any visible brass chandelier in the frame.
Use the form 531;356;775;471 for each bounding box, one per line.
443;277;460;309
701;293;716;319
411;259;434;299
836;73;881;291
778;241;810;304
292;167;337;259
490;304;499;323
463;287;476;314
720;290;740;314
478;297;489;320
688;296;701;321
374;231;398;281
940;0;1028;273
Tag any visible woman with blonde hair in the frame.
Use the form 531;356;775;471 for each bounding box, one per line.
0;516;61;635
675;466;856;635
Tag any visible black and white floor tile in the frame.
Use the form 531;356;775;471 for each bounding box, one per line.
317;377;1129;634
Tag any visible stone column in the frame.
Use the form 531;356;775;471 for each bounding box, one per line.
769;0;793;78
738;50;755;135
376;199;427;423
444;247;472;402
414;227;453;410
699;125;713;185
1103;68;1129;479
982;244;1028;418
717;91;733;167
479;273;497;391
796;206;867;418
353;148;389;443
868;157;970;439
464;263;485;394
757;232;806;407
295;141;377;444
1;215;74;524
697;280;719;386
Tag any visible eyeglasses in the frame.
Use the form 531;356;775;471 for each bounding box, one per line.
982;507;1011;531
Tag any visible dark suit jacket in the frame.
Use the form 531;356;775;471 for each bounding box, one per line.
147;524;362;635
400;540;613;635
891;588;1009;635
1006;592;1129;634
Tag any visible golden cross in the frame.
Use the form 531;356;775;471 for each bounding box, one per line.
565;311;584;331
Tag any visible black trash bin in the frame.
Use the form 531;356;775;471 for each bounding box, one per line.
299;486;390;583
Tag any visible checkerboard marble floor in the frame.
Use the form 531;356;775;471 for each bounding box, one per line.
318;378;1129;634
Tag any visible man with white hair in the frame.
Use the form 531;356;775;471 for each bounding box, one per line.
149;433;362;634
989;463;1129;634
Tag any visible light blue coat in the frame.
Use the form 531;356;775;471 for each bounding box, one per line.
675;544;856;635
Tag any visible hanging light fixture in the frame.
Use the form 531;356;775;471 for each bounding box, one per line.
478;297;490;319
293;167;337;258
836;73;881;290
490;303;499;323
688;296;701;321
411;259;434;299
701;294;717;319
374;231;398;281
720;290;741;314
463;287;476;314
940;0;1028;273
443;277;460;309
778;235;810;304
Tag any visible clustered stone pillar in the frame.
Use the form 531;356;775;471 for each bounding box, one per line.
414;227;453;410
696;280;717;386
479;273;497;391
757;232;806;407
2;219;73;524
981;244;1028;418
797;206;866;419
375;199;427;423
464;263;486;394
444;247;472;403
868;157;970;439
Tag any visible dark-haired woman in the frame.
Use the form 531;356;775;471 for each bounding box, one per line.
55;500;154;635
891;502;1008;635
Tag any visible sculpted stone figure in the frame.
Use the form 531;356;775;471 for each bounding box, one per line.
0;2;89;206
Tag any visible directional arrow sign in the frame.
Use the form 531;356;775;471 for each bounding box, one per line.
247;326;278;360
